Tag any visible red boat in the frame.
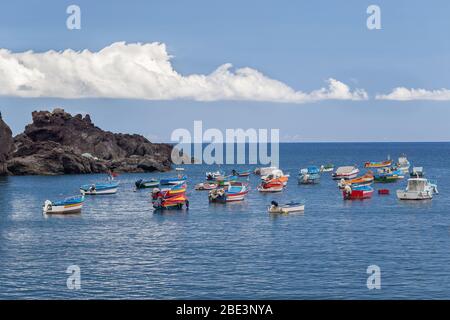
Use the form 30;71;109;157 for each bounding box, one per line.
151;183;186;200
343;185;374;200
257;178;284;192
378;189;390;195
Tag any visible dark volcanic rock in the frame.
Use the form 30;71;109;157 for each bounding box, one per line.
6;109;173;175
0;112;14;175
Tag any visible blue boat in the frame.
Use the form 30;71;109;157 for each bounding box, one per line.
159;175;187;186
298;166;321;184
80;181;119;195
43;195;85;214
374;168;404;183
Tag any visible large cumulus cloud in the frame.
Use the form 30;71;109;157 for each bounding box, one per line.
0;42;368;102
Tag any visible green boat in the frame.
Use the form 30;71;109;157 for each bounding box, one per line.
374;168;404;183
135;178;159;189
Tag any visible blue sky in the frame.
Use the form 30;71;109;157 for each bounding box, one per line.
0;0;449;141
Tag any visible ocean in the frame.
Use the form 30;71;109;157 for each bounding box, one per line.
0;142;449;299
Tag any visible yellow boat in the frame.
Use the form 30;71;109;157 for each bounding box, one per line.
338;172;374;188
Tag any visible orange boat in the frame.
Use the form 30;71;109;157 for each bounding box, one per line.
262;169;289;186
151;183;186;200
338;172;374;188
364;160;392;168
153;194;189;210
258;178;284;192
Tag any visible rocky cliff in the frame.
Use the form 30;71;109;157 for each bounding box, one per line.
0;112;14;175
4;109;173;175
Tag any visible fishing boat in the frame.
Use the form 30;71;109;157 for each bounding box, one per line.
216;175;238;186
338;172;374;188
254;166;278;176
396;155;410;173
268;201;305;214
320;164;334;172
261;169;289;186
152;194;189;210
332;166;360;180
208;183;248;203
343;185;374;200
205;171;224;181
298;166;320;184
396;178;436;200
159;175;187;186
231;169;251;177
80;181;119;195
194;182;217;190
364;159;393;168
43;196;84;214
373;168;404;183
257;178;284;192
135;178;159;189
410;167;424;178
151;183;187;200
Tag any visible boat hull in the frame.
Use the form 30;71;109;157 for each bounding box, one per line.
43;203;83;214
257;186;284;192
396;190;432;200
268;203;305;213
209;188;248;202
135;180;159;189
364;160;392;168
332;173;359;180
195;183;217;190
81;187;118;195
43;197;84;214
374;176;402;183
343;187;374;200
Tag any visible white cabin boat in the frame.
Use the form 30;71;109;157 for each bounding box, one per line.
255;166;278;176
397;155;410;173
396;178;436;200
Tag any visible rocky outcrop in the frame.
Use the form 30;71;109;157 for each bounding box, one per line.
6;109;173;175
0;112;14;175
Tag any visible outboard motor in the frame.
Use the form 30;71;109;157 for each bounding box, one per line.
43;200;52;213
344;185;352;199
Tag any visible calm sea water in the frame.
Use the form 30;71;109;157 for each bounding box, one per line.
0;143;449;299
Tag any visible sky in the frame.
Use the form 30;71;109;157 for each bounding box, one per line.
0;0;449;142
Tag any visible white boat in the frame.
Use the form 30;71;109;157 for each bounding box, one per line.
268;201;305;214
43;196;84;214
195;182;217;190
80;182;119;195
261;169;290;186
254;166;278;176
410;167;424;177
396;178;436;200
320;164;334;172
205;171;224;181
332;166;360;180
397;155;410;173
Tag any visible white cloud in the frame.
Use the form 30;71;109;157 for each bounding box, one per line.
376;87;450;101
0;42;367;103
